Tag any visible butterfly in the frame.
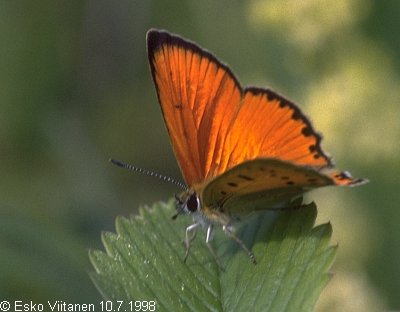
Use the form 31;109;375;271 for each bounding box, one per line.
142;29;368;264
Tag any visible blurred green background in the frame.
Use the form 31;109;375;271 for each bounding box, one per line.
0;0;398;311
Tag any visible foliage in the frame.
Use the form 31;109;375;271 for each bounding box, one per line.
90;200;336;311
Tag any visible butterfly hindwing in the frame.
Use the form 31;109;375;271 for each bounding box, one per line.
201;158;334;212
328;170;368;186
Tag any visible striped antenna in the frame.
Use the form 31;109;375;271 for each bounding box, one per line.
110;158;187;190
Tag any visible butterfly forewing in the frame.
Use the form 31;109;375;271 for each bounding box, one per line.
217;88;332;176
147;29;242;186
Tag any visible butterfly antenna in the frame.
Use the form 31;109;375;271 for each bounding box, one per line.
109;158;187;190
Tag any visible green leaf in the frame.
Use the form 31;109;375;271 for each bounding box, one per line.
90;199;336;312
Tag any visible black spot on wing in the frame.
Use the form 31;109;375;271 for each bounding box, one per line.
268;169;277;177
292;109;303;120
335;172;350;180
301;127;313;137
309;144;317;152
237;174;253;181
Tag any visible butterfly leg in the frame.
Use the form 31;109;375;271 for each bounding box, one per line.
222;225;257;265
183;223;200;263
205;225;224;270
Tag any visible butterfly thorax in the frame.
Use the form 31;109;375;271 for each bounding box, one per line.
175;186;231;227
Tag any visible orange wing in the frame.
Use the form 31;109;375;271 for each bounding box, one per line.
147;29;363;187
147;29;242;185
328;170;367;186
215;88;331;177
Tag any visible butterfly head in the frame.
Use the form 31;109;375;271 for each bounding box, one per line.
172;190;201;220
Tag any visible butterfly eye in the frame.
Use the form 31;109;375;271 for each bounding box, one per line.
186;193;200;213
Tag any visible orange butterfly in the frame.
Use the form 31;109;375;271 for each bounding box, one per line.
134;29;368;264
